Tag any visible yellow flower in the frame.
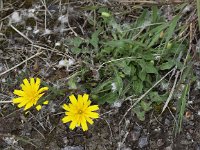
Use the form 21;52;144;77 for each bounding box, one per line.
62;94;99;131
13;78;48;111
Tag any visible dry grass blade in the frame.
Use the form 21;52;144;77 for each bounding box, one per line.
197;0;200;30
117;0;185;5
0;101;12;104
161;71;180;113
10;24;33;44
0;52;43;76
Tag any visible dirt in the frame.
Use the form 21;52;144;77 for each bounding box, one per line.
0;101;200;150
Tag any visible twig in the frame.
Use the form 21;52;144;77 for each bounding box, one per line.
162;71;180;113
100;117;113;140
0;52;43;76
67;4;78;36
117;0;185;5
197;0;200;30
10;24;33;44
0;100;12;104
119;67;175;125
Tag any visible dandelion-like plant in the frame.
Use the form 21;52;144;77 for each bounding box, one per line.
13;78;48;111
62;94;99;131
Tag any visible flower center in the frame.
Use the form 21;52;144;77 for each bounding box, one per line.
78;110;83;114
27;90;38;102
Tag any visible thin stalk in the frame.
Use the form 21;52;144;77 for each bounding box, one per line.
197;0;200;30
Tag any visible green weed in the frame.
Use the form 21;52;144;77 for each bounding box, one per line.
65;6;191;123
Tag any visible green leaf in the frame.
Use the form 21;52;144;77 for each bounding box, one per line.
90;29;102;51
160;61;175;70
165;15;180;44
114;69;123;95
67;78;77;89
141;101;152;111
133;106;145;121
133;79;143;94
137;59;158;74
71;47;81;54
97;92;118;104
145;63;158;74
152;6;158;23
135;9;149;27
116;61;131;75
138;69;146;81
70;37;83;47
175;83;189;135
149;92;164;103
92;80;112;94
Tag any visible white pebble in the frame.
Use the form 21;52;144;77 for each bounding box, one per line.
11;11;22;23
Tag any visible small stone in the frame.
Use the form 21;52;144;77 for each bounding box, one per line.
180;140;191;145
33;29;40;34
27;26;32;31
186;132;192;140
122;148;132;150
11;11;22;23
165;145;173;150
43;29;52;35
196;145;200;150
138;137;148;148
10;57;15;61
112;100;122;108
55;42;61;47
61;146;83;150
182;5;193;14
0;66;3;72
2;79;6;83
164;118;170;126
131;131;140;141
157;139;164;147
197;111;200;116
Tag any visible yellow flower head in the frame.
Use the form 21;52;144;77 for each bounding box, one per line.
13;78;48;111
62;94;99;131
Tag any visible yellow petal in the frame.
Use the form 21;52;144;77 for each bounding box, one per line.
78;94;84;108
20;84;26;91
30;78;35;87
69;121;77;130
85;99;91;107
23;78;31;87
69;95;77;105
85;116;94;125
87;112;99;119
62;116;72;123
76;115;82;126
38;87;48;94
18;100;28;108
24;102;34;111
36;105;42;111
13;90;25;97
80;117;88;131
35;78;41;91
62;104;70;111
83;94;89;103
66;112;76;116
13;97;24;104
87;105;99;111
43;100;49;105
